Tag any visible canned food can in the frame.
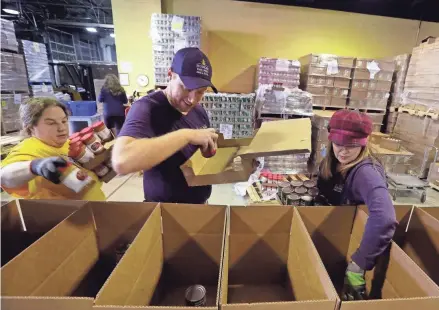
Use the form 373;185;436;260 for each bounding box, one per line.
281;188;294;204
277;182;291;201
290;180;304;188
308;187;319;197
286;194;301;205
303;179;317;188
294;186;308;195
300;195;314;206
185;285;207;307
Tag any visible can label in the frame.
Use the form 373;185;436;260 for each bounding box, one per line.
90;141;104;153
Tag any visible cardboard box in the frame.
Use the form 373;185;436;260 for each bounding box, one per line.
369;132;390;144
331;97;348;107
82;141;114;171
355;59;396;72
333;77;351;88
353;69;393;81
379;138;402;152
220;206;338;309
1;201;158;310
312;110;334;128
1;199;85;267
420;207;439;221
302;74;333;87
312;126;329;142
95;203;226;309
313;95;332;106
298;206;439;309
181;119;312;186
351;79;370;90
300;54;355;68
350;89;368;100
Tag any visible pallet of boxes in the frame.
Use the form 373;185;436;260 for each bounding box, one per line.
349;58;395;132
393;37;439;178
299;53;354;109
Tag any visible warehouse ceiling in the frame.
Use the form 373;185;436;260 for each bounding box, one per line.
237;0;439;22
1;0;113;34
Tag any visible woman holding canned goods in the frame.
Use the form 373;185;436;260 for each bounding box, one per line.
316;110;396;301
0;98;105;201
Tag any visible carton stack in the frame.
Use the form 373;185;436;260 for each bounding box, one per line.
299;54;355;108
309;110;333;172
349;58;395;111
392;38;439;177
150;13;201;86
201;92;256;138
257;57;301;89
389;54;411;108
1;19;19;52
21;40;54;97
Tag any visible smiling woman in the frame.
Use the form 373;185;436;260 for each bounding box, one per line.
0;97;105;201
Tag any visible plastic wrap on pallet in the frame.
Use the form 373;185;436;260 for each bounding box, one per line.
201;92;256;138
1;93;30;133
257;57;300;88
30;84;55;98
1;19;18;52
21;40;52;83
256;84;313;116
150;14;201;86
0;52;29;92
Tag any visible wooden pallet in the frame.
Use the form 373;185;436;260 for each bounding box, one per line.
397;107;439;120
347;106;387;114
313;104;346;111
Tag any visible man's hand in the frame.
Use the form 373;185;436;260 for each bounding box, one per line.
343;261;367;301
186;128;218;152
30;157;68;184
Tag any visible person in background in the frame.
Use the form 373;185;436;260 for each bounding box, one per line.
0;98;105;201
112;47;218;204
98;74;128;135
316;110;397;301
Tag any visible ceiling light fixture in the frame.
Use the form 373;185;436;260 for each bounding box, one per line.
110;33;115;38
2;4;20;15
86;27;98;33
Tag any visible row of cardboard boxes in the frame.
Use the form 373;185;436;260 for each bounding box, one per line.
2;200;439;310
313;95;388;110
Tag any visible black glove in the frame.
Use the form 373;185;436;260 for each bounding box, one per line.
30;157;68;184
342;261;367;301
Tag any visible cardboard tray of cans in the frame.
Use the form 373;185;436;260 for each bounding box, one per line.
2;200;439;310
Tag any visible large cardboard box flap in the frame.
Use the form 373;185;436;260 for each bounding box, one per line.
181;119;311;186
1;199;85;266
221;206;338;310
95;203;226;309
421;206;439;221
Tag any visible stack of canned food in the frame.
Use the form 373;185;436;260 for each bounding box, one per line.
277;179;319;206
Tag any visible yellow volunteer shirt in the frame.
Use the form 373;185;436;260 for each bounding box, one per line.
1;137;106;201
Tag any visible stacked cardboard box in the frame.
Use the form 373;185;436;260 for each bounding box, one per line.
150;14;202;86
0;52;29;92
300;54;355;108
3;201;439;310
309;110;333;172
402;38;439;111
388;54;411;108
257;57;300;89
393;112;439;177
1;93;29;133
349;58;395;111
1;19;18;52
201;93;256;138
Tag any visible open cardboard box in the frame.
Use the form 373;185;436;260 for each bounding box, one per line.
1;199;85;267
370;205;439;287
94;203;226;309
298;206;439;310
1;201;157;310
181;119;311;186
220;206;339;310
420;206;439;221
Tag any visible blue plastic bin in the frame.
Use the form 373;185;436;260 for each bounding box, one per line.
67;101;97;116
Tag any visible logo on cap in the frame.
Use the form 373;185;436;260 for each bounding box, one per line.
196;58;209;77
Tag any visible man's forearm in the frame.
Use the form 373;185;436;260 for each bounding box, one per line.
112;129;191;174
0;161;36;188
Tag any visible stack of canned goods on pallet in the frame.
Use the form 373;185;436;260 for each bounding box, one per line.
201;92;256;138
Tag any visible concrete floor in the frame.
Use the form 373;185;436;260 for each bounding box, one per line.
2;173;439;207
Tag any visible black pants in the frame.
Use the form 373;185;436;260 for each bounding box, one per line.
104;116;125;135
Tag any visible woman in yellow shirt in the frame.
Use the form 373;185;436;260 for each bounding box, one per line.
0;97;105;201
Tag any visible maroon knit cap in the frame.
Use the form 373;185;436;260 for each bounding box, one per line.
328;110;373;146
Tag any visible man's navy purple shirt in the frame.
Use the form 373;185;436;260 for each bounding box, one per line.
118;91;212;203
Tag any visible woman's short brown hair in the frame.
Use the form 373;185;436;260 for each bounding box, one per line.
20;97;69;136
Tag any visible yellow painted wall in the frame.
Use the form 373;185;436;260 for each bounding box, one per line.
163;0;439;92
111;0;161;94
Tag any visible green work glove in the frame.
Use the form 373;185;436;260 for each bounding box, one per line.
342;261;367;301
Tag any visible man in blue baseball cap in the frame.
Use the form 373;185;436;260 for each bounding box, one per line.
112;47;218;203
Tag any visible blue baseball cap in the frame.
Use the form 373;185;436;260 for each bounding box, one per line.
171;47;218;93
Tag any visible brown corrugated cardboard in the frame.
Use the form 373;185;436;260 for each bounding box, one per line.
95;203;226;309
379;138;401;152
298;206;439;309
420;207;439;221
369;132;390;145
313;95;332;106
1;201;158;310
181;118;311;186
331;97;348;107
355;59;396;72
299;54;355;68
333;78;351;88
220;206;338;310
1;199;85;267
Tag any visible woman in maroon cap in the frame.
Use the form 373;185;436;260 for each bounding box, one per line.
317;110;397;301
